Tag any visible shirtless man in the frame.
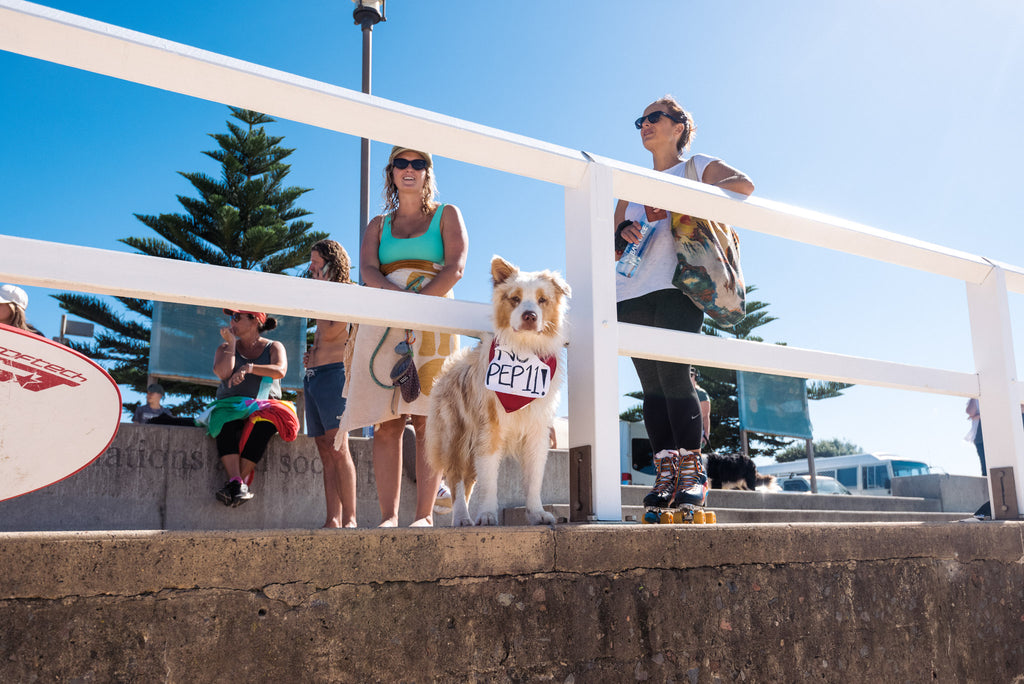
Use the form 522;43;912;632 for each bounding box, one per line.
304;240;357;528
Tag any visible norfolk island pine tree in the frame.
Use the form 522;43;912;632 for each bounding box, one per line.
55;108;328;416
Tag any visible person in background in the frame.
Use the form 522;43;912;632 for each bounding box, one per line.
0;284;37;333
203;309;298;507
338;146;468;527
304;239;359;528
965;398;986;476
691;368;712;450
133;383;173;424
615;95;753;513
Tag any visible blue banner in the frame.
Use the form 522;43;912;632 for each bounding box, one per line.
736;371;812;439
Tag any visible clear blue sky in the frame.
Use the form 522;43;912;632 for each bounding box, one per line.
3;0;1024;475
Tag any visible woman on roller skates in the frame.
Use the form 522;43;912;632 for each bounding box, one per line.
613;96;754;520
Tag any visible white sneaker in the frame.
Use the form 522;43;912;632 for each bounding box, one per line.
433;482;453;514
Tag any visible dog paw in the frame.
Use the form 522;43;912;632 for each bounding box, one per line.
475;510;500;526
454;514;474;527
527;508;556;526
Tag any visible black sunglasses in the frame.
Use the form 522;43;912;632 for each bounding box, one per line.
634;111;685;129
392;158;428;171
230;313;255;322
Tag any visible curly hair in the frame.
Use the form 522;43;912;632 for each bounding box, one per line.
311;239;352;284
382;151;439;217
651;94;697;153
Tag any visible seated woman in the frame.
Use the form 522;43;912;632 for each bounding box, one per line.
202;309;298;507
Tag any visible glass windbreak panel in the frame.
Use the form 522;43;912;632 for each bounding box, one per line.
891;460;931;477
150;301;307;390
736;371;812;439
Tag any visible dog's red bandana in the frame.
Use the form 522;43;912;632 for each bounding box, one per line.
486;339;556;413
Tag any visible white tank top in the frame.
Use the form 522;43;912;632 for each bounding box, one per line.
616;154;718;302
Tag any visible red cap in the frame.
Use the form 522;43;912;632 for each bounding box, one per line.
223;309;267;325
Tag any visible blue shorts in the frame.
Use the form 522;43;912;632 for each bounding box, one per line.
303;362;347;438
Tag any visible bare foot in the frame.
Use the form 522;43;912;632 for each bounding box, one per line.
410;517;433;527
323;520;358;529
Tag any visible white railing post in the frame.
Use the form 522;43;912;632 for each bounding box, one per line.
966;264;1024;518
565;161;621;521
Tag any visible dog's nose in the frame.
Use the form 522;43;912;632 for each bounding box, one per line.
521;311;537;324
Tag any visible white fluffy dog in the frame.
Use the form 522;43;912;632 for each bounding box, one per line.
426;256;571;526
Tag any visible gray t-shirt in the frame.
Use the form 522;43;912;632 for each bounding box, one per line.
133;405;172;423
215;342;282;400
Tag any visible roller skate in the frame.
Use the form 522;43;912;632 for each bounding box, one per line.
671;450;715;524
642;450;681;524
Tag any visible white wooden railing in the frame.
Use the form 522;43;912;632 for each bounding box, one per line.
2;0;1022;520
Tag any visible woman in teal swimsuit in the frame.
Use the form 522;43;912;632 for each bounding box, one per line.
344;146;468;527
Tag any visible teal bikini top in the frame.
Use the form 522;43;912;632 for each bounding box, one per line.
378;204;446;265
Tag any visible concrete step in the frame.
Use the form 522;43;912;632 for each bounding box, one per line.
500;504;974;526
620;485;945;512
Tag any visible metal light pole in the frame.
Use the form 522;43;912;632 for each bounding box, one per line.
352;0;385;257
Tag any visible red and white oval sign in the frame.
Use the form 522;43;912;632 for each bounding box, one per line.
0;323;121;501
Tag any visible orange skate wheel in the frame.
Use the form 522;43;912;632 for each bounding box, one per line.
705;511;717;524
659;511;674;524
692;509;706;524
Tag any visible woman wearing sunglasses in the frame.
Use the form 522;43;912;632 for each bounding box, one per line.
615;96;753;513
206;309;296;507
338;146;468;527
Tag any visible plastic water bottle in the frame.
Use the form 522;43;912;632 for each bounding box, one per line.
616;220;655;278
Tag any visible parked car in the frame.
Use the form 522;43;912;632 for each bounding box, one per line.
778;475;852;495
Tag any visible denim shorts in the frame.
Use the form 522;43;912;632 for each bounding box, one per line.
303;362;347;437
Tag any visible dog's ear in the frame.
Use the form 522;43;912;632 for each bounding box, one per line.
548;271;572;299
491;255;518;285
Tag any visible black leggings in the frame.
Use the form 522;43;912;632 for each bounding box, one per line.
618;288;704;453
216;419;278;464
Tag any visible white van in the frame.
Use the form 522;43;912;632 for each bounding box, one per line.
620;421;655;486
758;453;932;496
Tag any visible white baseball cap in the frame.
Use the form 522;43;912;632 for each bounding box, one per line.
0;284;28;310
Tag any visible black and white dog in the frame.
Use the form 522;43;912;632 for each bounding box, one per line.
706;452;778;491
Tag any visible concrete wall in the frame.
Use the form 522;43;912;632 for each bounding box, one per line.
0;423;568;530
891;473;989;512
1;522;1022;682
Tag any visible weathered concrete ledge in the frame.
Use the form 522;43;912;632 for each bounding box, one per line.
2;522;1023;682
0;424;568;530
